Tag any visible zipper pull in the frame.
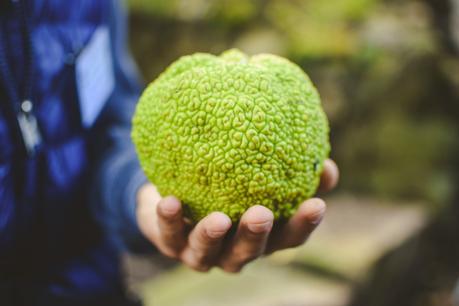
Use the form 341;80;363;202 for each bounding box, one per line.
17;100;42;156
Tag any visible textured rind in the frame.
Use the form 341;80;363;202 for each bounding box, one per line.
132;49;330;222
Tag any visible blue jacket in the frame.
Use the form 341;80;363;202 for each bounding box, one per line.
0;0;149;304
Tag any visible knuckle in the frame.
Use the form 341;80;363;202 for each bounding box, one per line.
182;250;213;271
198;229;221;245
288;237;309;249
184;259;210;272
235;250;260;264
159;248;180;259
193;252;209;265
188;245;211;264
220;264;242;274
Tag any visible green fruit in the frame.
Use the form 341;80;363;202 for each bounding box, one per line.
132;49;330;222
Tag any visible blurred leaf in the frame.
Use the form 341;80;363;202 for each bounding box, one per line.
128;0;179;17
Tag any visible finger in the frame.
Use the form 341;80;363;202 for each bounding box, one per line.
181;212;232;272
156;196;187;257
319;159;339;192
265;198;325;254
219;205;274;273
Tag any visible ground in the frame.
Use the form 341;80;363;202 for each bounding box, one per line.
123;194;427;306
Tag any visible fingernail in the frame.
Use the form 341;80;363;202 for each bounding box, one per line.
206;212;232;238
248;220;273;233
305;199;326;225
310;214;324;226
160;199;180;217
206;228;227;239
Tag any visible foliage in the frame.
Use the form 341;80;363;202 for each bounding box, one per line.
127;0;459;208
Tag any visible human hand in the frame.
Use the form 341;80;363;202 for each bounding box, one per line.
136;159;339;273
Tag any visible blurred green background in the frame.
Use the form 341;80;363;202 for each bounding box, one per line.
124;0;459;305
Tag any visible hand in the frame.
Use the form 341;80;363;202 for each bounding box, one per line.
136;159;339;273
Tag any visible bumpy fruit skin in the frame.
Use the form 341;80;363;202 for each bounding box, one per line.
132;49;330;222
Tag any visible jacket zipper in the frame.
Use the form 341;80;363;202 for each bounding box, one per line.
0;0;41;157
